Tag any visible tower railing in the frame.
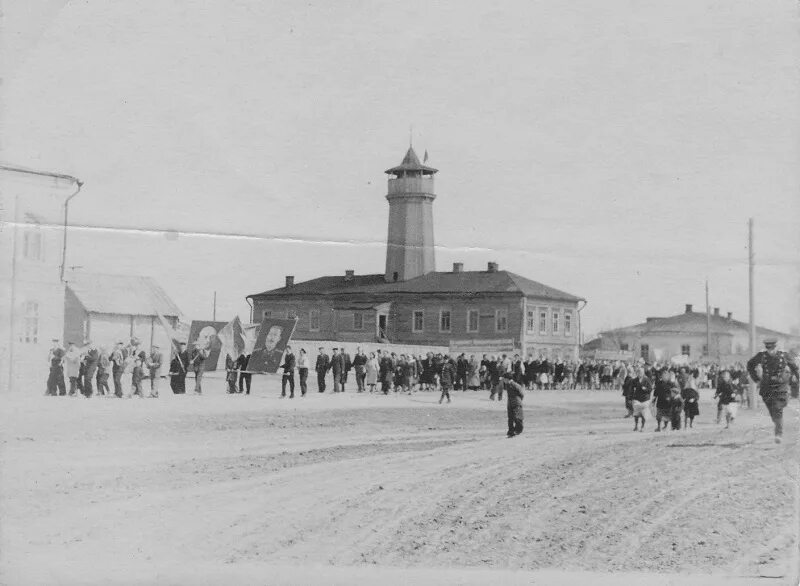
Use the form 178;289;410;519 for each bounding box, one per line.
387;176;434;195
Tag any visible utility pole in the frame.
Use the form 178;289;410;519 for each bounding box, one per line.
705;279;711;360
748;218;756;409
212;291;217;321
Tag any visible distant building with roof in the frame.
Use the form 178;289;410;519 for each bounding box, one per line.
64;273;181;351
592;303;800;363
247;147;586;359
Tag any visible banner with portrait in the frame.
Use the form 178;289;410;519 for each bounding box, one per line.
186;320;228;371
247;317;297;373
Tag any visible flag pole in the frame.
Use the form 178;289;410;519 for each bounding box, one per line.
213;291;217;322
748;218;756;409
705;279;711;359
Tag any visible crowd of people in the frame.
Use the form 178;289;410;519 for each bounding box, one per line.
45;337;798;442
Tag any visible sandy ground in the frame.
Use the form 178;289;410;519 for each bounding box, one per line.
1;377;798;585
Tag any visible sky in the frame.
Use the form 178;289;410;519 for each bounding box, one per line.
2;0;799;338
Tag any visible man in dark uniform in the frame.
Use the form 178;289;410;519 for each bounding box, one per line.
46;339;66;396
82;339;99;397
236;352;251;394
352;347;368;392
329;348;345;392
280;345;296;398
747;338;800;443
169;342;189;394
315;347;330;393
503;372;525;437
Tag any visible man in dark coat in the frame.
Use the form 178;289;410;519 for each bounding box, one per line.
46;339;66;396
455;353;468;391
190;345;208;395
352;347;368;392
747;338;800;443
236;352;252;394
341;349;352;392
379;350;394;394
169;343;189;394
329;348;345;392
82;340;99;397
503;372;525;437
315;347;330;392
280;346;296;398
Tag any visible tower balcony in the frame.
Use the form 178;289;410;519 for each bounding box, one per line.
387;175;435;196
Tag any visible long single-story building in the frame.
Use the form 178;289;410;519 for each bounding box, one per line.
64;273;181;351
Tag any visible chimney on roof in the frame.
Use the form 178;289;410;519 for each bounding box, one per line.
344;270;355;282
452;262;463;273
487;261;499;273
285;276;294;288
727;312;733;320
713;307;720;317
685;304;693;313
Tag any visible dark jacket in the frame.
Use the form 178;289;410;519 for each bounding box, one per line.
281;352;296;375
630;377;652;402
315;353;330;373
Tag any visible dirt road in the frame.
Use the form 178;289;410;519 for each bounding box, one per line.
1;383;797;585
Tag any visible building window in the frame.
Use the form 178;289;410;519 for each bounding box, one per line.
439;310;451;333
496;309;508;332
412;310;424;333
353;312;364;330
640;344;649;360
526;310;535;333
564;312;572;336
262;310;272;319
552;311;560;334
20;301;39;344
539;310;547;335
309;309;320;331
681;344;690;356
467;309;479;333
620;343;629;351
23;228;44;261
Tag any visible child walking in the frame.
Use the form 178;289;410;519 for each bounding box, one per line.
131;358;145;398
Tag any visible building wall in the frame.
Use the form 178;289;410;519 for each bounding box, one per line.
612;332;733;362
1;170;73;393
522;298;581;360
63;287;89;345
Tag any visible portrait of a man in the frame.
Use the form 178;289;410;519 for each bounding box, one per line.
186;321;227;371
248;318;296;373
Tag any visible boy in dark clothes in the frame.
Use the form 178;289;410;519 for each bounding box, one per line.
682;385;699;428
439;357;455;404
653;369;677;431
668;386;684;431
225;354;238;394
714;370;738;428
131;358;144;398
503;372;525;437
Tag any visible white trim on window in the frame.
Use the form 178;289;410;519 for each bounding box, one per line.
552;310;560;334
564;311;572;336
538;308;547;335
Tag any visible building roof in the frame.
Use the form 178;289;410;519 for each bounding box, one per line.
249;270;583;303
385;147;438;176
601;310;791;338
66;273;182;318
